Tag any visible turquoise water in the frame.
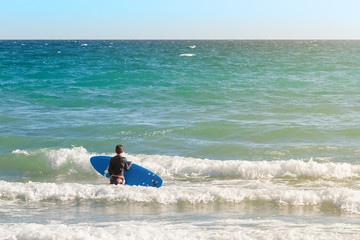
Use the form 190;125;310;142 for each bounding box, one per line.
1;40;360;239
2;40;360;160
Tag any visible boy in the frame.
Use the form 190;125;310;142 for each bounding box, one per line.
108;144;133;185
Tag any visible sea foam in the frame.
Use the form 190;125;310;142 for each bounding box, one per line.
179;53;196;57
1;180;360;214
12;146;95;172
1;220;358;240
130;154;360;180
11;147;360;180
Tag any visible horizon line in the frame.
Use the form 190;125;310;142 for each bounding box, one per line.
1;38;360;41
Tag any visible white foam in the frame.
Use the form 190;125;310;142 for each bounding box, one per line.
0;219;358;240
12;149;29;156
179;53;196;57
11;146;95;173
129;154;360;180
1;180;360;214
188;45;196;49
11;147;360;180
41;146;94;171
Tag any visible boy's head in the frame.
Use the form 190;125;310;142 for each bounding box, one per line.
115;144;124;154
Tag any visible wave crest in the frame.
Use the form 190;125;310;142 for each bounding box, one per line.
8;147;360;180
179;53;195;57
131;154;360;180
1;180;360;214
2;220;358;240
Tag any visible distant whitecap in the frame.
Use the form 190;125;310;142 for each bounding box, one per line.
12;149;29;155
179;53;196;57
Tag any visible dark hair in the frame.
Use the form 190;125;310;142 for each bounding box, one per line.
115;144;124;154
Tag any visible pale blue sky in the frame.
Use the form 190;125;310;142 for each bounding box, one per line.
1;0;359;39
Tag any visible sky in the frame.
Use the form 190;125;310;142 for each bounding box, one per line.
1;0;360;39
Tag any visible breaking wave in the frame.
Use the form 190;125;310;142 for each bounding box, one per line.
4;146;360;180
1;219;358;240
1;179;360;214
179;53;196;57
3;147;360;214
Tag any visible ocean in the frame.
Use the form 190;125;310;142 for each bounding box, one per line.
1;40;360;239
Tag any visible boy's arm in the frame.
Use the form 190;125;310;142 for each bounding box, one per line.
125;159;132;171
107;160;112;175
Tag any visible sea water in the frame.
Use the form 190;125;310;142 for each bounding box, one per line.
1;40;360;239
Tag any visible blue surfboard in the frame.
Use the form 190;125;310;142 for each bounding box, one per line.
90;156;163;188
